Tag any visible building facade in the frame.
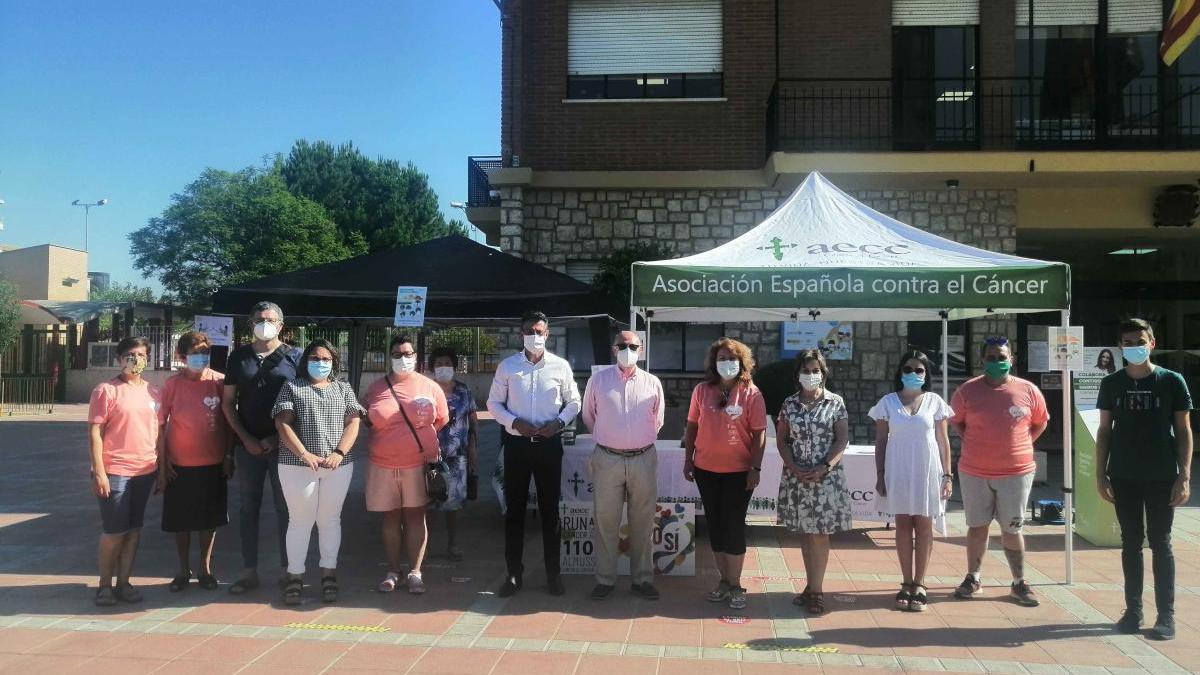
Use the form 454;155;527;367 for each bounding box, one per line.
466;0;1200;442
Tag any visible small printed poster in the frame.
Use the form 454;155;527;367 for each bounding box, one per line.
193;315;233;348
1027;341;1050;372
1048;327;1085;371
616;502;696;577
1073;346;1120;410
781;321;852;360
558;501;597;575
393;286;427;327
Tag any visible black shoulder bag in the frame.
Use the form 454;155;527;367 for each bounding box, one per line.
385;374;449;503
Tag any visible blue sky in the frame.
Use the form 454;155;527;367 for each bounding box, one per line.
0;0;500;292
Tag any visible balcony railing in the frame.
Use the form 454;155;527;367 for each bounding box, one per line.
767;76;1200;153
467;156;503;207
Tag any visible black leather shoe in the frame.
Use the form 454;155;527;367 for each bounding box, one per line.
1152;614;1176;640
547;575;565;596
591;583;614;600
1116;609;1142;634
498;576;522;598
631;582;660;600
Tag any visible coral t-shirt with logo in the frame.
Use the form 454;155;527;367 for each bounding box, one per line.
160;369;229;466
89;377;162;477
950;375;1049;479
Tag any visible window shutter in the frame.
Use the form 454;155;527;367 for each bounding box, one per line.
568;0;723;76
1015;0;1099;25
1108;0;1163;34
892;1;980;26
565;261;602;285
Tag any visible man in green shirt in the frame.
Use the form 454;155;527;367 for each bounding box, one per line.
1096;318;1193;640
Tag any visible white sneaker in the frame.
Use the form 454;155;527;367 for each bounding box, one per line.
407;572;426;594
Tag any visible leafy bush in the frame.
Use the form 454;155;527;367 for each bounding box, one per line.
591;242;673;316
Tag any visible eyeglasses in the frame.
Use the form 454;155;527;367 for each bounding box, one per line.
310;357;334;363
614;343;641;351
902;366;926;375
984;336;1009;346
392;351;416;358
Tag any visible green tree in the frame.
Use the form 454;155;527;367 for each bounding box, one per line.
278;140;464;251
90;281;157;303
0;277;20;358
129;167;351;310
591;242;673;315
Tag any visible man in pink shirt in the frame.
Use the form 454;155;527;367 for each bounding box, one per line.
950;336;1049;607
582;330;665;600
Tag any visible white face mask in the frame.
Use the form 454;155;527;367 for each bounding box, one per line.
798;373;823;391
716;360;740;380
433;366;455;382
253;320;279;341
391;356;417;374
523;333;547;354
615;346;639;368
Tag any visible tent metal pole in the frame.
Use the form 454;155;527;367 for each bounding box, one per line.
941;313;950;401
1062;308;1074;585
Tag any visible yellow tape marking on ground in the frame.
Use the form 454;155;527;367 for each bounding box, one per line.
723;643;838;653
286;622;390;633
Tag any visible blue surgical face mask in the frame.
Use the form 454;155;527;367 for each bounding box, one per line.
1122;345;1151;366
900;372;925;390
186;353;210;372
307;360;333;381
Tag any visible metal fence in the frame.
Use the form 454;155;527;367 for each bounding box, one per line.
0;375;56;416
467;156;503;208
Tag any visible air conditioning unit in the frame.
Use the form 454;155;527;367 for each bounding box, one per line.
1154;185;1199;227
88;342;120;369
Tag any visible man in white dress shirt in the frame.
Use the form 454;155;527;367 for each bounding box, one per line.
487;310;581;597
582;330;664;601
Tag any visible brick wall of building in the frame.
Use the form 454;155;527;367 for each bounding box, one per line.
778;0;892;79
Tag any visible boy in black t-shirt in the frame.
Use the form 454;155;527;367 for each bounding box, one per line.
1096;318;1193;640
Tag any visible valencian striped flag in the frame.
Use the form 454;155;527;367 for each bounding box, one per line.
1161;0;1200;66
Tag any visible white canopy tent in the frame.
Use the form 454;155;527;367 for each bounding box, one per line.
631;172;1077;582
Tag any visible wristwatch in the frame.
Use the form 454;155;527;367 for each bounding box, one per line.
332;449;346;457
751;466;761;472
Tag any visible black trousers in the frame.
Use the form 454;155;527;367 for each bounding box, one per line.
694;466;752;555
503;432;563;578
1111;477;1176;616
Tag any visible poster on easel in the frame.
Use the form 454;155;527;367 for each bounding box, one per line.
393;286;427;327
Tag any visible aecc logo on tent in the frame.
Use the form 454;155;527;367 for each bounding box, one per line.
756;236;910;261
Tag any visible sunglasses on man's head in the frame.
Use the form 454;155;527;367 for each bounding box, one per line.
984;336;1009;346
614;343;641;351
902;366;926;375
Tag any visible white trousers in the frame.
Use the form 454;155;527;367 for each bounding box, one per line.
278;463;354;575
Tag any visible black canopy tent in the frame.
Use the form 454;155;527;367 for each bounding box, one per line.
210;236;617;388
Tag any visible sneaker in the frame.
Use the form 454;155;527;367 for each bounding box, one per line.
497;576;522;598
728;586;748;610
406;572;426;595
1115;609;1142;634
1010;581;1039;607
591;583;614;600
631;582;660;600
706;580;731;603
1151;614;1176;641
954;575;981;599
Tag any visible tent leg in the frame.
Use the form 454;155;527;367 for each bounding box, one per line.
644;315;651;372
1061;309;1074;585
941;315;949;401
630;306;637;330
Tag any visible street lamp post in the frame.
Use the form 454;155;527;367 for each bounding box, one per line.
71;198;108;251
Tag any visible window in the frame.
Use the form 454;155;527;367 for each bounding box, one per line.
565;326;597;371
567;0;723;100
893;24;978;148
907;320;968;377
646;323;722;372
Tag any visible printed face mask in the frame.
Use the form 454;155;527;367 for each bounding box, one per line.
253;320;280;341
523;333;547;354
716;360;740;380
984;360;1012;378
798;373;823;391
391;356;417;374
616;346;639;367
186;353;210;372
901;372;925;390
1121;345;1151;366
122;354;147;375
433;366;455;382
307;360;333;381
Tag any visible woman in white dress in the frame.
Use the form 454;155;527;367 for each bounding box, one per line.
868;350;953;612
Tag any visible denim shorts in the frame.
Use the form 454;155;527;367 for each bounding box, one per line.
98;472;156;534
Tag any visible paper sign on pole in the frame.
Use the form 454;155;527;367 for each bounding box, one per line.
193;315;233;348
393;286;428;327
781;321;852;360
1048;326;1084;371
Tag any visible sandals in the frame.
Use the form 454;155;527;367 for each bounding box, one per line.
229;576;260;595
908;584;928;612
169;572;191;593
378;572;401;593
806;591;827;615
114;582;143;603
321;575;338;603
705;580;731;603
728;586;748;610
94;586;117;607
793;586;812;607
197;574;219;591
283;577;303;606
895;583;913;610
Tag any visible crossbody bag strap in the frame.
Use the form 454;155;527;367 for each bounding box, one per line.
385;374;439;462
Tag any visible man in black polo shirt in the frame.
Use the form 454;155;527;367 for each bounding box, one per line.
221;301;302;594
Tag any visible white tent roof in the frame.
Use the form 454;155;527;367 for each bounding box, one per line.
632;172;1070;322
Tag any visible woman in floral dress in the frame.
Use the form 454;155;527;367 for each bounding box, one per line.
776;349;852;615
429;347;478;561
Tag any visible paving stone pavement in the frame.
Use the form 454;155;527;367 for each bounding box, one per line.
1;408;1198;674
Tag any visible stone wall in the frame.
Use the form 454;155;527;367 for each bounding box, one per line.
494;184;1019;442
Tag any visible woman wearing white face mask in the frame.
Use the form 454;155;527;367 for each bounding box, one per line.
427;347;478;561
684;338;768;610
868;350;953;612
364;335;449;594
776;349;851;616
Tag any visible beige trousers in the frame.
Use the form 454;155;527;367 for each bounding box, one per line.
590;445;658;585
